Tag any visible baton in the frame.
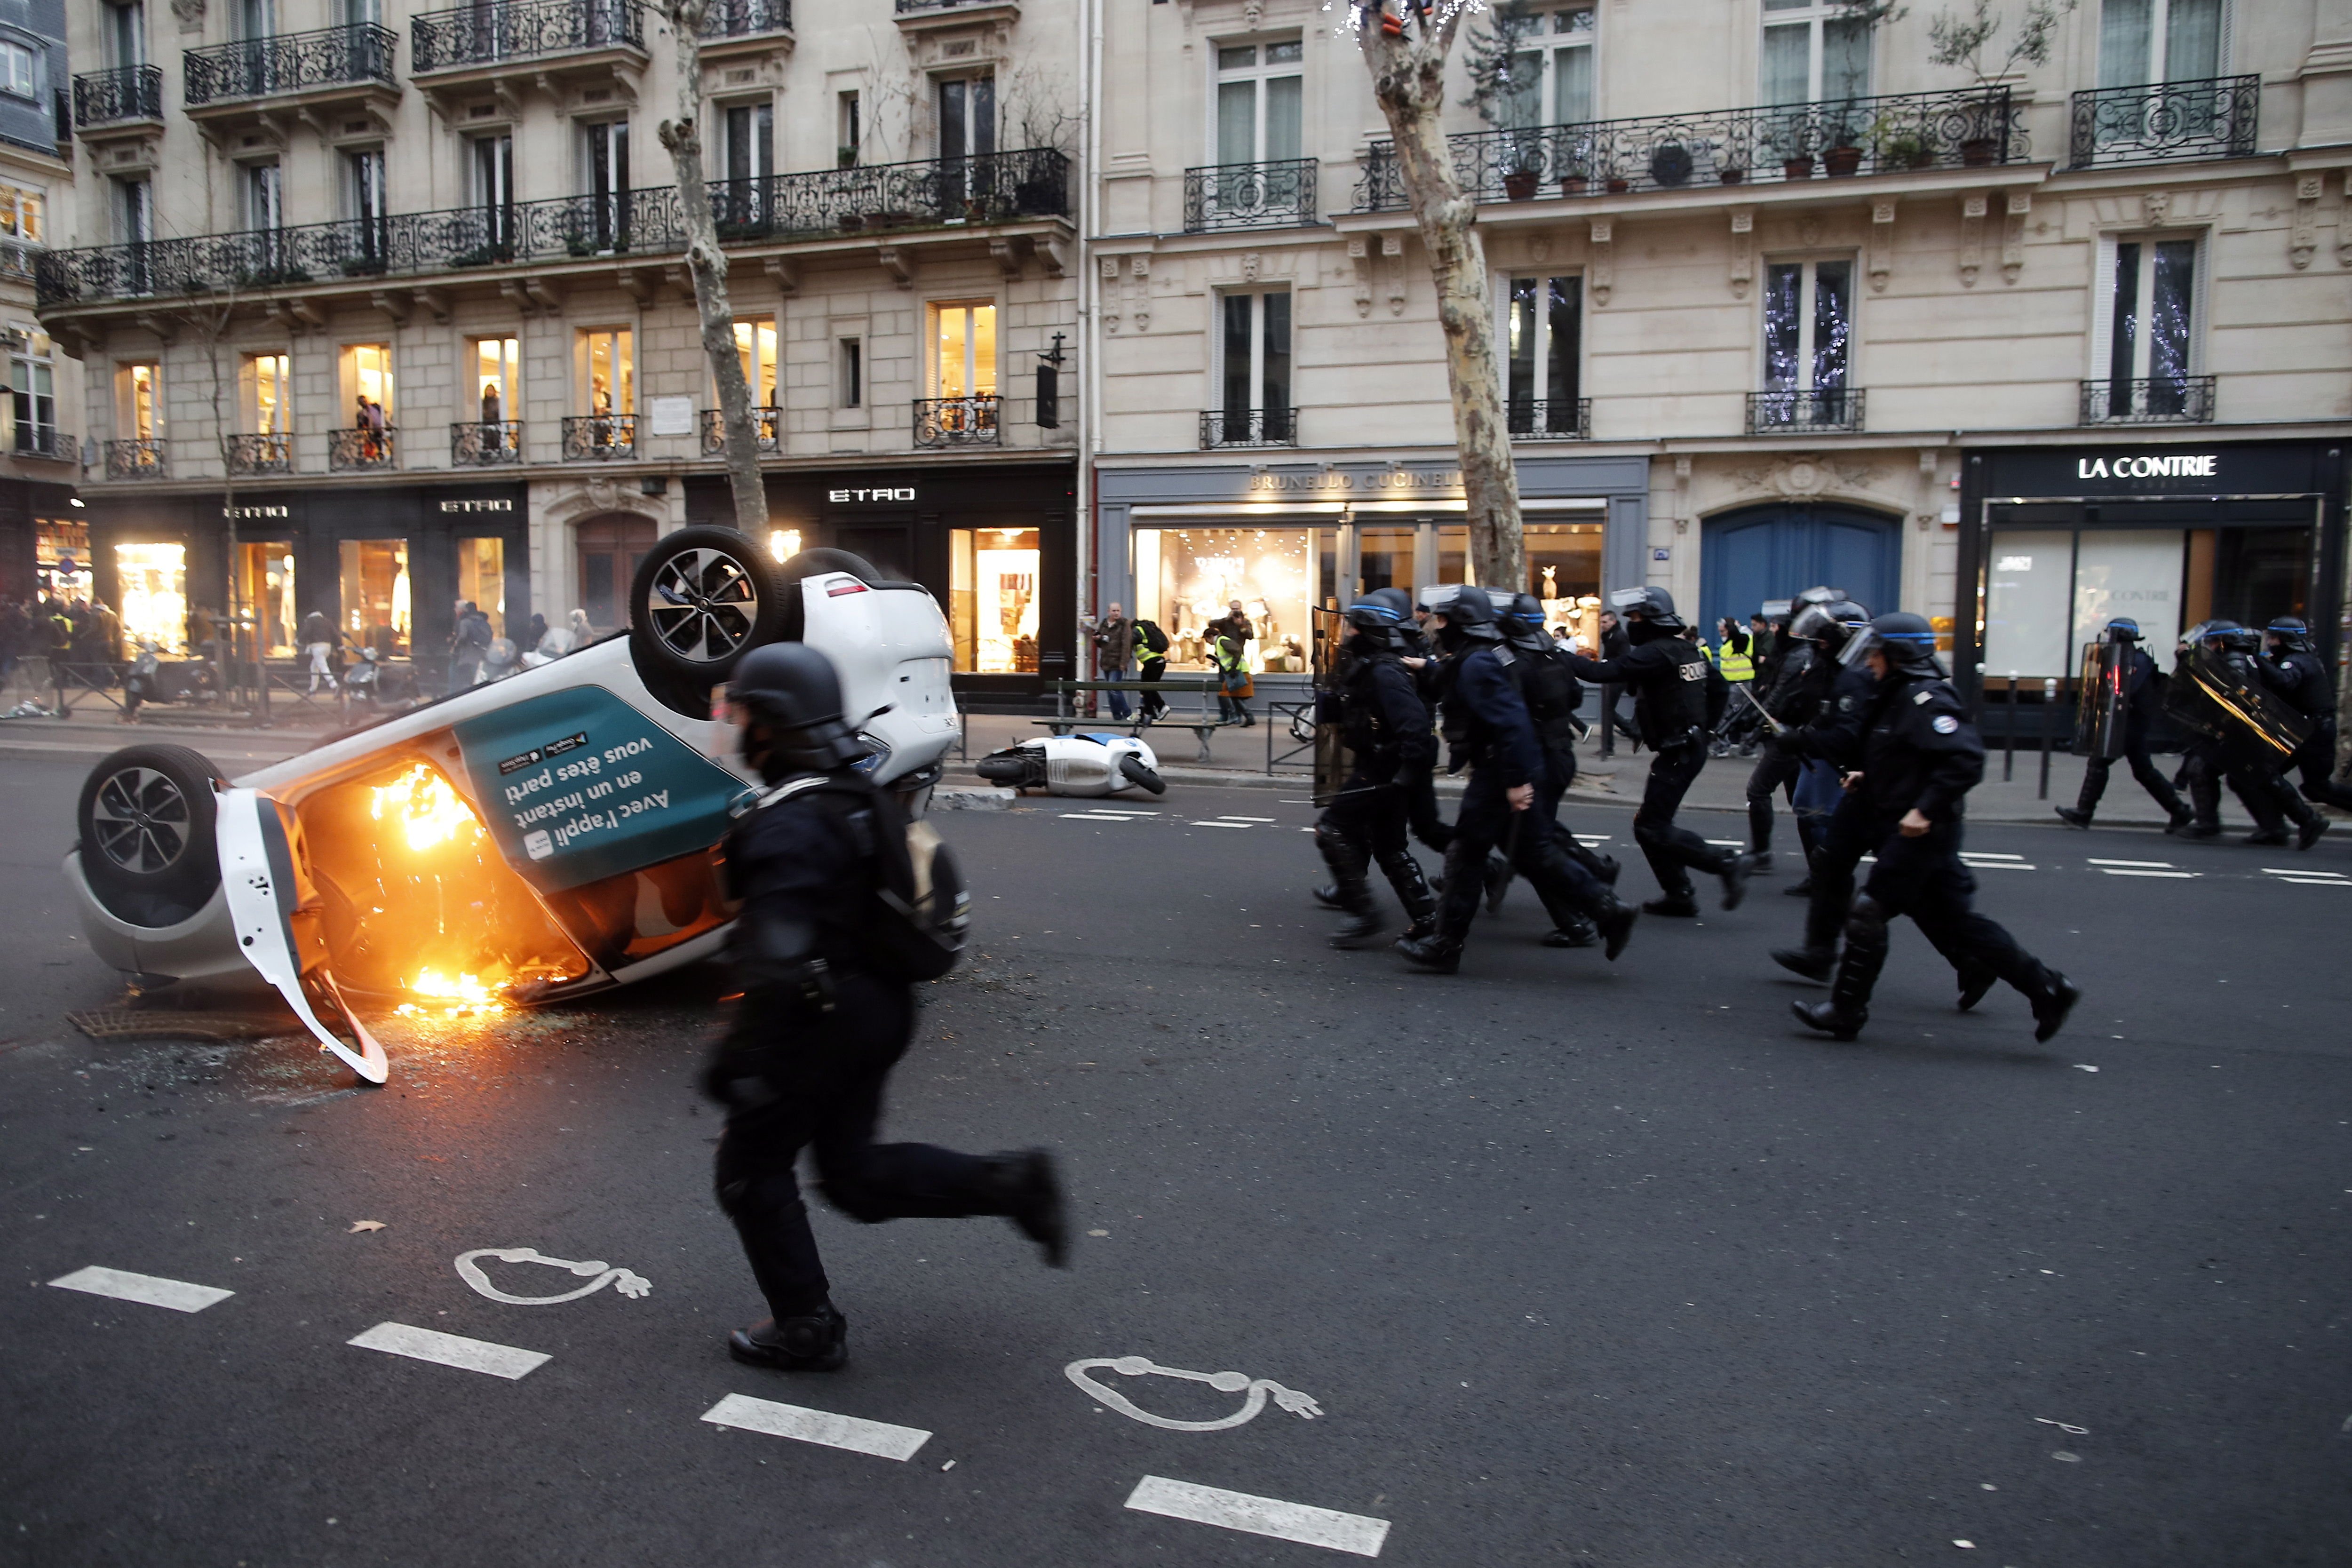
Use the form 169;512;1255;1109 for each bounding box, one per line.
1731;680;1786;736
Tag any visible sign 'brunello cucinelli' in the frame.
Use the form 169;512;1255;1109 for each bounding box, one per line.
1246;469;1466;493
2075;453;2219;480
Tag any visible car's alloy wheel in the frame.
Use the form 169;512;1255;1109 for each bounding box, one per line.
90;765;194;875
646;548;761;666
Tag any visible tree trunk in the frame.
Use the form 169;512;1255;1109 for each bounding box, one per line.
659;1;768;543
1358;12;1524;593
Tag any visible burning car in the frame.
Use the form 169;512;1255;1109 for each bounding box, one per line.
66;533;959;1085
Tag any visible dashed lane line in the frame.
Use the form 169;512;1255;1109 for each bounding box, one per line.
1192;820;1255;829
700;1393;932;1461
48;1266;233;1313
1060;813;1137;822
2096;868;2198;877
2263;867;2352;886
1215;816;1278;822
1125;1475;1390;1558
348;1321;549;1380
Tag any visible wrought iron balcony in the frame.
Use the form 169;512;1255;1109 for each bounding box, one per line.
105;439;168;479
700;407;781;455
2067;76;2258;168
1354;88;2026;211
564;413;636;460
329;426;399;470
184;24;398;107
226;433;294;474
412;0;643;75
452;420;523;465
1184;158;1318;232
1747;389;1863;434
14;427;76;462
2079;376;2216;425
896;0;1007;12
1507;398;1591;441
699;0;791;39
914;395;999;448
73;65;164;127
38;149;1072;308
1200;407;1297;449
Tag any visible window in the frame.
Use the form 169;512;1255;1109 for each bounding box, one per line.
241;351;292;433
112;176;152;245
2096;234;2200;415
456;537;505;639
242;161;282;231
0;185;43;243
2098;0;2223;86
107;3;145;68
115;543;188;653
343;148;385;225
1217;290;1292;439
0;41;37;100
732;316;778;406
1497;8;1595;130
932;303;996;402
840;338;862;408
580;120;630;249
949;526;1042;673
470;335;518;425
718;102;772;227
938;73;995;161
1761;258;1852;396
339;539;411;657
118;361;161;440
1502;274;1582;433
470;133;513;254
1131;527;1311;673
580;327;632;414
838;91;861;167
238;0;275;40
10;326;54;453
234;541;296;657
345;341;393;421
1760;0;1870;106
1215;39;1303;165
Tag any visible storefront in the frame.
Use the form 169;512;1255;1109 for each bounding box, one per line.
1095;454;1651;684
0;477;87;605
1954;439;2347;715
683;461;1077;708
79;480;530;678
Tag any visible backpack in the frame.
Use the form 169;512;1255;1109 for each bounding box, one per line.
757;776;970;982
1135;618;1169;655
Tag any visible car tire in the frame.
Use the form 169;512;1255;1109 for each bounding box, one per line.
1118;756;1168;796
628;525;786;716
78;744;226;923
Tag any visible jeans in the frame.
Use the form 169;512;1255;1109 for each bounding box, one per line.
1101;662;1131;720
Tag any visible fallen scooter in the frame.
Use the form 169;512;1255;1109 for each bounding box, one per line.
975;732;1167;796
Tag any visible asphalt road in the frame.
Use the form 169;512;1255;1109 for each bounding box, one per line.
2;755;2349;1568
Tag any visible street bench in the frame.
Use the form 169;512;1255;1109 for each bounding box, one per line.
1039;678;1241;763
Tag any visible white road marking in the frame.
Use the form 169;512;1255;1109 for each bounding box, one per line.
699;1393;931;1461
2269;875;2352;887
1216;816;1277;822
1061;812;1135;822
1963;860;2036;870
348;1321;549;1380
1093;809;1162;816
1125;1475;1390;1557
2098;868;2197;878
48;1266;232;1313
1959;851;2026;860
1573;835;1612;844
454;1247;650;1305
1066;1356;1322;1432
1704;839;1746;847
2088;858;2175;868
1192;821;1254;829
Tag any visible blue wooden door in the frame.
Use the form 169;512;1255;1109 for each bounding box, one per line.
1700;503;1901;635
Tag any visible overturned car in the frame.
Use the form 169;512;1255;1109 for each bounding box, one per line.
67;534;959;1085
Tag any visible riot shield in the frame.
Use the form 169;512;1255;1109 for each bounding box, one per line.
1309;605;1353;807
2071;641;2128;760
2163;645;2313;757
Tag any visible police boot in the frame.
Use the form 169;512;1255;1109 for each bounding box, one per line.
1483;851;1514;915
1542;915;1598;948
1568;841;1620;884
981;1149;1069;1267
2173;774;2223;837
1717;852;1755;912
1642;888;1701;917
729;1306;849;1373
1592;894;1638;962
2030;974;2082;1044
1772;945;1836;984
2275;788;2329;851
1315;823;1384;948
1311;884;1347;909
2058;767;2105;829
1746;796;1774;866
1791;898;1888;1041
1395;930;1464;973
1957;962;1997;1012
1377;852;1438;943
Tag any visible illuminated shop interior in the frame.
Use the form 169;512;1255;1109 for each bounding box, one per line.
37;518;92;606
456;537;506;637
234;541;298;657
339;539;412;656
113;541;189;653
950;525;1041;673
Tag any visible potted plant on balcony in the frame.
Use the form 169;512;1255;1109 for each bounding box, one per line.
1868;113;1935;170
1501;139;1545;200
1466;0;1547;199
1823;119;1866;176
1925;0;2075;167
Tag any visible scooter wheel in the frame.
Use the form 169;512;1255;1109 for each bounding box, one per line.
1118;756;1167;796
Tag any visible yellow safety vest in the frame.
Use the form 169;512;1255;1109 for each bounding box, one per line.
1714;641;1755;683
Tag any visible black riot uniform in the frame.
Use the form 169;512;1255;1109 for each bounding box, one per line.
706;644;1066;1373
2263;617;2352;812
1397;587;1636;973
1498;593;1624;947
1740;618;1820;866
2172;623;2323;848
1397;599;1454;852
1562;586;1752;916
2057;617;2193;831
1790;614;2081;1044
1314;589;1439;949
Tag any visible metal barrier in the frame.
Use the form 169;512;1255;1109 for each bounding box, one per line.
1265;699;1317;773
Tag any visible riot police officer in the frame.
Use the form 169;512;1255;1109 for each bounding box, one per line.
1740;607;1822;868
2262;616;2352;812
1499;591;1624;946
2173;621;2324;848
2056;617;2193;832
1314;588;1439;948
1561;586;1753;916
1791;613;2081;1044
705;644;1067;1372
1398;586;1637;973
1397;590;1455;852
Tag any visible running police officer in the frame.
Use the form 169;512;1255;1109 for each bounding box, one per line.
1499;592;1625;946
705;644;1067;1372
1562;587;1753;916
2262;616;2352;813
1313;588;1439;949
1395;590;1454;853
1739;609;1821;869
2056;617;2193;832
1398;586;1637;973
1789;614;2081;1044
2172;621;2324;848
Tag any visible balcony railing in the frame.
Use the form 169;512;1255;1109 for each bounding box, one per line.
39;148;1072;308
412;0;644;75
15;427;76;462
896;0;1003;12
185;24;398;107
1507;398;1591;441
329;426;399;470
73;64;164;127
106;438;168;479
914;395;999;447
452;420;523;465
564;413;636;460
699;0;791;38
700;407;781;455
1184;158;1318;232
225;433;294;474
1354;87;2026;210
2067;75;2259;168
1200;407;1297;448
1747;388;1864;434
2080;376;2216;425
0;240;33;282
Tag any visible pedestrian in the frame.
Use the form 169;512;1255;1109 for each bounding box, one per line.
1562;588;1753;917
569;606;594;643
2259;616;2352;813
1132;614;1170;722
1790;613;2081;1044
300;610;339;694
448;599;491;691
1210;619;1253;727
525;611;549;655
1313;589;1438;949
1748;612;1775;670
1093;601;1133;721
703;643;1067;1371
1594;609;1638;752
2056;617;2194;832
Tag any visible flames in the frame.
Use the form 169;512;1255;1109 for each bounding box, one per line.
396;967;508;1019
370;763;483;853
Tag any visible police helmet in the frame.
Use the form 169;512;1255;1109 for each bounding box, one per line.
2105;617;2142;644
1794;585;1844;608
1848;610;1941;673
1435;583;1503;642
1343;588;1411;639
2196;619;2249;652
1607;584;1684;640
2266;615;2312;652
2213;621;2263;654
722;642;866;776
1501;591;1550;641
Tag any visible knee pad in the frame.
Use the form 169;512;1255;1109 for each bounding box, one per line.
1843;894;1890;949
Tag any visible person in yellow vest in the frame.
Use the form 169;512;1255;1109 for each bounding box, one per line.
1712;618;1757;685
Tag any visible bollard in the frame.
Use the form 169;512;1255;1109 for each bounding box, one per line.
2003;672;2018;781
2038;677;2057;799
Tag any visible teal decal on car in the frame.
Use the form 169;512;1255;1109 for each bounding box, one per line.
453;687;751;892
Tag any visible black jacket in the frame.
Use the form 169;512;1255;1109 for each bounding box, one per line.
1338;642;1433;783
1787;661;1880;771
1756;640;1817;725
1503;633;1583;784
1855;671;1983;835
1440;644;1545;789
1562;635;1710;748
2264;647;2334;721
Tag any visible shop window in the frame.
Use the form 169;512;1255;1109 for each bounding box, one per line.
949;526;1040;674
456;537;506;638
2095;235;2201;416
2098;0;2223;87
1356;527;1414;595
1493;7;1595;131
1526;522;1604;648
36;518;92;607
117;360;161;442
339;539;412;657
580;327;632;415
768;527;802;563
840;338;862;408
9;325;54;453
1502;275;1581;434
731;317;778;407
1215;39;1302;166
577;516;654;635
1216;290;1292;439
115;542;188;655
0;182;43;243
1760;0;1870;106
1133;527;1311;674
234;541;297;657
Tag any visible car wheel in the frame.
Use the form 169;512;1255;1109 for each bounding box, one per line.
1118;756;1168;796
628;525;786;714
78;744;226;920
